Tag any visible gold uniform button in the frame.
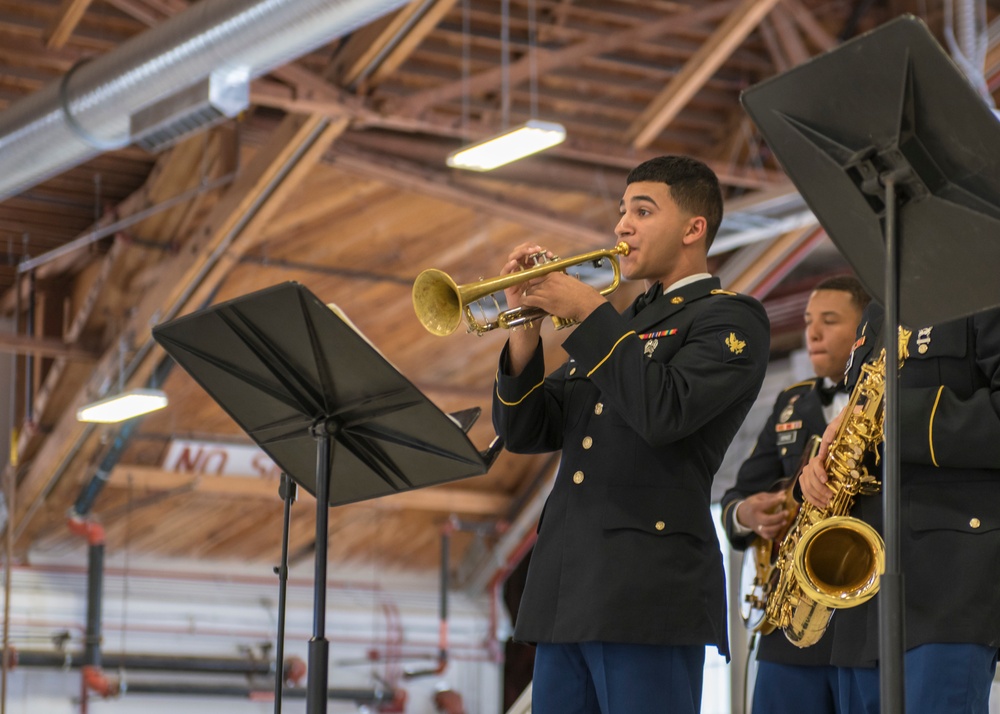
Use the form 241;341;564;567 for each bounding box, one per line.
569;367;577;375
594;402;604;415
780;447;787;456
970;517;981;529
919;344;928;354
573;471;584;484
654;521;665;531
582;436;593;449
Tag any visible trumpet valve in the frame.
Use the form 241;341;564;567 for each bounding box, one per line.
527;250;557;267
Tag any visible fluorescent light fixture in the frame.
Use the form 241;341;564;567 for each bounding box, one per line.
76;388;169;423
447;120;566;171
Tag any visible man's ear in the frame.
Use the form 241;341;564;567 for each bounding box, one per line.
682;216;708;246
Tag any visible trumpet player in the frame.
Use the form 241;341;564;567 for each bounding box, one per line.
799;301;1000;714
720;275;869;713
492;155;770;714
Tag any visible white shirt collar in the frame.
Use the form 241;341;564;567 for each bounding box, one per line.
664;272;713;294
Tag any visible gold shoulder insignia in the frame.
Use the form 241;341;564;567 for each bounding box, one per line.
711;288;737;296
781;379;815;393
726;332;746;354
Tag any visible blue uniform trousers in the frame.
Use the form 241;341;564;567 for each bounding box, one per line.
752;661;839;713
836;644;998;714
532;641;705;714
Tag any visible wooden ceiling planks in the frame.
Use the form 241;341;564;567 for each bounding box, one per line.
3;0;955;579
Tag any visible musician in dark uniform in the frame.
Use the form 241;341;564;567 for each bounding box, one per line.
800;301;1000;713
492;156;771;714
720;275;869;713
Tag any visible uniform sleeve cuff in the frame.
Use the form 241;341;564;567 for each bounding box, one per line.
495;339;546;406
731;501;753;535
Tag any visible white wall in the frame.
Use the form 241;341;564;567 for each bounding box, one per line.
1;554;500;714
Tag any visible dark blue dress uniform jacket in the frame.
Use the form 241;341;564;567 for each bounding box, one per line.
493;276;770;659
720;378;835;665
830;302;1000;667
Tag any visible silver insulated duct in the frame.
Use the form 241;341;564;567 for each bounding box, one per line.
0;0;411;201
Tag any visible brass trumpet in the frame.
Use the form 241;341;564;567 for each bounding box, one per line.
413;242;630;336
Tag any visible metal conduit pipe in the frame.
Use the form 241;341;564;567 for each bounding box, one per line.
64;518;121;698
11;650;301;679
118;682;393;702
0;0;410;201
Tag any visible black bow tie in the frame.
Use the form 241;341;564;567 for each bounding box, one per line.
631;282;663;316
817;379;848;406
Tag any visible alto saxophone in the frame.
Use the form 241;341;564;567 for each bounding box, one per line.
763;328;911;647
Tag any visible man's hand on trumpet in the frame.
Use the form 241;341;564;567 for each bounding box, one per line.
501;243;550;313
502;243;606;323
501;242;605;376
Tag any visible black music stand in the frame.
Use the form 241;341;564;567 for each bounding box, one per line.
742;15;1000;713
152;281;502;714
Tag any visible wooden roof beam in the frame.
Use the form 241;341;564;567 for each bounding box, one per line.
779;0;838;53
393;0;739;118
101;0;185;25
758;17;791;73
768;3;809;67
718;223;826;299
333;0;461;89
0;332;97;360
328;147;610;248
101;0;164;25
13;112;348;545
109;465;512;515
626;0;781;150
43;0;95;49
365;0;460;86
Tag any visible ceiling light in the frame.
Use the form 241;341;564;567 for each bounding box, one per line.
76;388;169;424
446;120;566;171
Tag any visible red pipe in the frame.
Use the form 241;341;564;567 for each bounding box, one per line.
66;516;121;702
66;516;105;546
81;665;120;697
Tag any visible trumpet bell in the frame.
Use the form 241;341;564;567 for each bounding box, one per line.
412;268;464;337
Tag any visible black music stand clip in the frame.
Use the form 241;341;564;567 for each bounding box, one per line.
742;16;1000;714
153;281;500;713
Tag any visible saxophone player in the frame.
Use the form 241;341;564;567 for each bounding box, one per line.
721;275;869;713
800;301;1000;714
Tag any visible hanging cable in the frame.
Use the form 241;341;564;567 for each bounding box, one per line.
943;0;993;105
117;473;135;693
528;0;538;120
501;0;510;129
461;0;470;138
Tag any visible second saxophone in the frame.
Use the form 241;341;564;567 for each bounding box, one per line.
764;328;911;647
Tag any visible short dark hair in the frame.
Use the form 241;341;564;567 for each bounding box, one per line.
626;155;723;249
813;274;871;312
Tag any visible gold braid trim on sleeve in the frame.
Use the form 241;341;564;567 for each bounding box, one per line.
586;331;637;378
928;385;944;467
495;376;546;406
